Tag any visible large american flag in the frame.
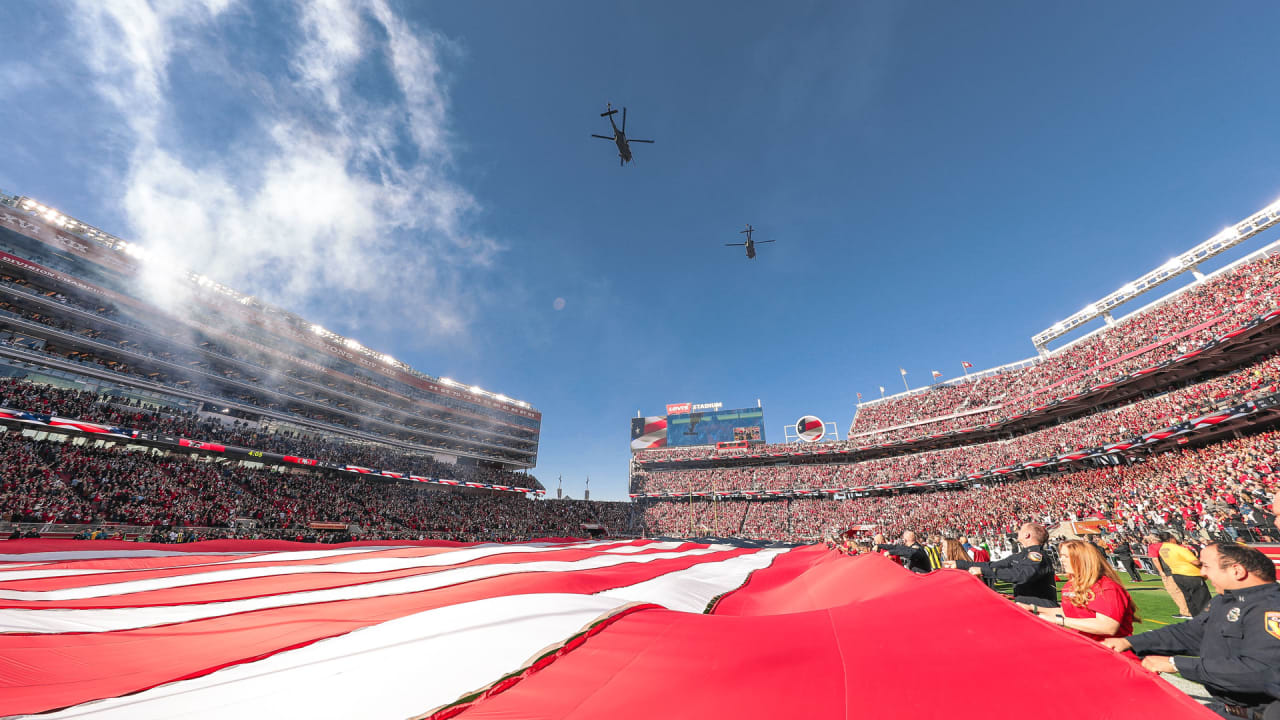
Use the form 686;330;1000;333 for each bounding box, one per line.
0;539;1213;719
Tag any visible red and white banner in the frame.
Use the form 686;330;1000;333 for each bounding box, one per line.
0;540;1212;719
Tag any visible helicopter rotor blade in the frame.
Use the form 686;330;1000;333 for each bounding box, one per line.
591;134;614;140
756;239;776;244
725;243;747;247
629;139;654;143
622;106;626;133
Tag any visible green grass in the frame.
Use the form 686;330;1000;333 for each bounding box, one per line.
1116;577;1188;632
994;575;1208;632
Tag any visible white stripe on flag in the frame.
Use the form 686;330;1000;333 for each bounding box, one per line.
0;541;627;601
0;548;404;583
0;549;256;562
29;549;787;720
599;541;685;554
0;546;748;633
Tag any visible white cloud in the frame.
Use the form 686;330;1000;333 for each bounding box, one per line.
62;0;500;341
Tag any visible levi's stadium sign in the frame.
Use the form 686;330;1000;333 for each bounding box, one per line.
665;402;723;415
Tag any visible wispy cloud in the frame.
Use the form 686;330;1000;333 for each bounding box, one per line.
59;0;499;341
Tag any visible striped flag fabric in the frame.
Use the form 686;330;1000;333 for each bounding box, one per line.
0;540;1210;719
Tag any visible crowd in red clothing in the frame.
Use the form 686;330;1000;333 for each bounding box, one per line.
632;348;1280;495
635;346;1280;469
640;429;1280;545
848;252;1280;438
0;378;541;490
0;432;629;540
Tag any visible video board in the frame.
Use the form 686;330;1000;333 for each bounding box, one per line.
665;406;766;447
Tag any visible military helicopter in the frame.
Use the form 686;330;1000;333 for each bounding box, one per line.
724;224;775;259
591;103;654;166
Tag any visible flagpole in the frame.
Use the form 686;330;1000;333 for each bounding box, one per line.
900;369;910;392
961;362;970;378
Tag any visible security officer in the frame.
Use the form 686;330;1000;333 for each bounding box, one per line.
944;521;1058;607
873;531;931;573
1103;542;1280;719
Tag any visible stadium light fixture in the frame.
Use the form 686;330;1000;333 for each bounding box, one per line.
1215;226;1239;242
1161;258;1182;272
1120;282;1136;295
310;325;325;335
470;386;483;394
381;354;396;365
344;338;362;350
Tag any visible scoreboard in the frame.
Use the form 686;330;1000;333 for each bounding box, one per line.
665;406;766;447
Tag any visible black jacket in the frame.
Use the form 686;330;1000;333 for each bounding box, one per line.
955;543;1058;606
876;543;931;573
1129;582;1280;707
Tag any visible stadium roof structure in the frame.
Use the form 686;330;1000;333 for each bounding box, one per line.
0;191;535;413
1032;195;1280;350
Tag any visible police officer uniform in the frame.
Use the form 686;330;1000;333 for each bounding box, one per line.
1128;582;1280;717
954;543;1058;606
875;542;931;573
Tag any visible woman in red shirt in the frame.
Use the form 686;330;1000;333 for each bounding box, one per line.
1019;540;1136;641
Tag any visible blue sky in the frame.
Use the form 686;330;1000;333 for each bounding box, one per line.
2;1;1279;500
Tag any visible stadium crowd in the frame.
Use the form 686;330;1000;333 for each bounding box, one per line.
640;428;1280;545
639;343;1280;468
0;377;541;489
847;252;1280;437
632;348;1280;494
0;431;629;540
